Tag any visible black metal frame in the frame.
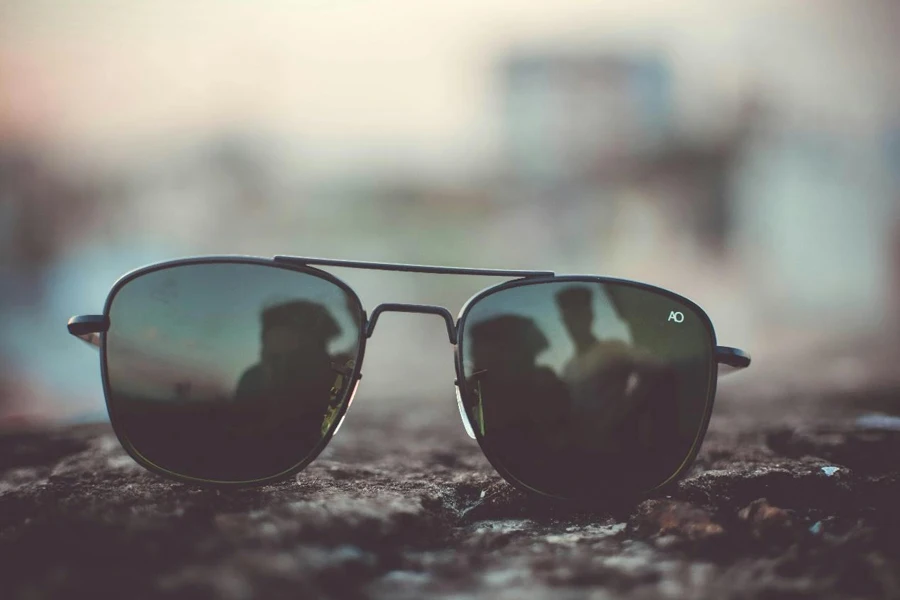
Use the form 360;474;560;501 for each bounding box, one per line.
68;255;751;497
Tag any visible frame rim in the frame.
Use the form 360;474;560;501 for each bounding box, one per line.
99;255;368;488
453;274;719;502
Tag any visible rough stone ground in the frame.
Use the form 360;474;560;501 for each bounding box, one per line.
2;344;900;599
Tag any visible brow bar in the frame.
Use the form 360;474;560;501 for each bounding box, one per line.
273;256;555;278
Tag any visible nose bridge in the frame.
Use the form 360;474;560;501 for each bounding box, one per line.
366;303;458;344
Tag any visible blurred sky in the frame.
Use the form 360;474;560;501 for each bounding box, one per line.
3;1;898;171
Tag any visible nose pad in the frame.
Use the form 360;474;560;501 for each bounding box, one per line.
455;383;476;439
332;377;361;437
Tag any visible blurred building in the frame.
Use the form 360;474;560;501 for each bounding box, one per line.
498;48;746;270
502;52;672;183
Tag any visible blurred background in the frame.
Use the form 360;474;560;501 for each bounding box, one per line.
2;0;899;426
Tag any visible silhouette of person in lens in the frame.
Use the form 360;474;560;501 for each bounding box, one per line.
556;287;634;413
233;300;343;458
555;286;677;485
467;315;570;484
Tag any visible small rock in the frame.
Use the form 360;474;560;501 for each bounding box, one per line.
631;500;725;542
738;498;798;544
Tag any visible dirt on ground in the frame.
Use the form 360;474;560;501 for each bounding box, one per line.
2;345;900;600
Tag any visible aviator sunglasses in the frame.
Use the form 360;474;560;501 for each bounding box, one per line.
68;256;750;501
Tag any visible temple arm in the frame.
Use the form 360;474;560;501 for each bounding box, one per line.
67;315;108;349
716;346;751;376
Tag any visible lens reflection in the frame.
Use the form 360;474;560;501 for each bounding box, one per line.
461;281;713;499
105;262;363;483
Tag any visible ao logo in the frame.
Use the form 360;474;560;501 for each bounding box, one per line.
668;311;685;323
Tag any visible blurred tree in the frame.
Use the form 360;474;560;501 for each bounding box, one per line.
0;145;98;292
892;215;900;335
0;144;99;422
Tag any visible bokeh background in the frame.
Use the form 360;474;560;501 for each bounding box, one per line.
2;0;899;426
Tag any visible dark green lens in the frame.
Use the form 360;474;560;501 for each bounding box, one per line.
105;262;363;483
460;280;714;499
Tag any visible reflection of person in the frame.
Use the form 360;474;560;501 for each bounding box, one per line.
557;287;613;378
556;287;635;415
234;300;342;450
555;286;677;478
468;315;571;480
604;284;675;356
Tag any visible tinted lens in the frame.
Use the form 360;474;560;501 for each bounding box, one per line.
104;262;363;483
459;280;714;499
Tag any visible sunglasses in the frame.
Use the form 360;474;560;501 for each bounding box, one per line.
67;256;750;501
